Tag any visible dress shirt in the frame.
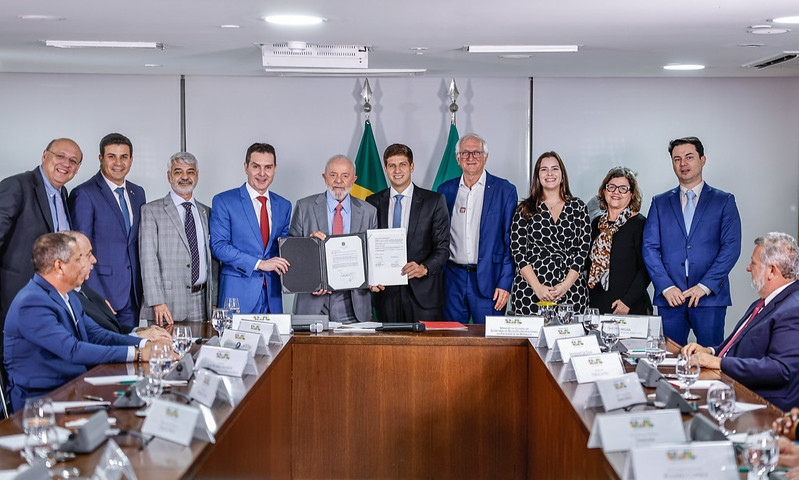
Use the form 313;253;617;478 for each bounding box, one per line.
169;190;208;285
245;183;274;271
326;191;352;235
102;175;134;229
60;290;144;360
388;183;414;230
449;170;486;264
38;166;69;231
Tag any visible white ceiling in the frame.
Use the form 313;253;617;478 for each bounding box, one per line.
2;0;799;77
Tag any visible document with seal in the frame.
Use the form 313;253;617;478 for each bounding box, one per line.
366;228;408;286
279;233;368;293
325;234;367;290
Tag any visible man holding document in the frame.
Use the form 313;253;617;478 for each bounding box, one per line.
288;155;377;322
366;144;450;322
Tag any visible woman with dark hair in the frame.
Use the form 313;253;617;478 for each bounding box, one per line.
510;152;590;314
587;167;652;314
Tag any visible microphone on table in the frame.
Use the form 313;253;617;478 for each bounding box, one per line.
292;323;324;333
376;323;426;333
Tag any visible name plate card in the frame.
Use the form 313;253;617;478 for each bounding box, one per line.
188;369;230;407
549;335;601;363
536;324;584;348
587;409;687;453
602;314;650;339
194;346;257;378
233;313;291;335
485;316;544;338
627;441;738;480
220;329;268;356
237;320;282;346
140;398;214;447
585;372;647;411
560;352;625;383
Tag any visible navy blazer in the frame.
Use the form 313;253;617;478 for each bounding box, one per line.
713;281;799;411
69;171;146;312
642;183;741;307
437;172;517;297
4;275;140;411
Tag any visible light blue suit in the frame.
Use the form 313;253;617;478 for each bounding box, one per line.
210;184;291;314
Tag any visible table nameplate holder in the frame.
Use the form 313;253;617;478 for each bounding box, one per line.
536;324;583;348
141;398;215;447
221;328;268;357
233;313;291;335
60;410;109;454
485;316;544;338
189;368;231;407
560;352;625;384
164;353;194;381
548;334;601;363
15;462;49;480
92;439;135;480
602;314;660;339
635;358;665;388
624;441;738;480
655;378;695;414
194;345;257;378
113;379;146;409
587;409;687;453
236;320;283;347
584;372;647;411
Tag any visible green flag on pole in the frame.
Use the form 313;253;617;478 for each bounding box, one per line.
351;120;387;200
432;123;462;190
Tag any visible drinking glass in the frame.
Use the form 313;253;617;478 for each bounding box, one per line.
148;343;173;379
645;335;667;368
744;429;778;480
135;374;163;415
23;424;59;468
557;304;575;325
22;397;55;434
676;353;701;400
538;304;557;326
171;325;192;358
600;320;620;352
582;308;601;334
706;383;736;436
211;308;229;337
223;297;240;315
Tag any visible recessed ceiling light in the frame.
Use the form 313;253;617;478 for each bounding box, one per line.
144;64;161;67
220;24;240;29
663;64;705;71
748;28;790;34
738;43;765;48
45;40;165;49
499;54;532;59
749;25;772;29
263;15;325;26
467;45;578;53
773;16;799;24
18;14;65;21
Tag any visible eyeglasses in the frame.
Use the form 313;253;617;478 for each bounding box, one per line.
458;150;484;159
47;150;81;168
605;184;631;194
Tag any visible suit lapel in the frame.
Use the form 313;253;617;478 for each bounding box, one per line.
267;191;284;249
127;185;143;245
238;185;264;250
687;184;711;241
36;276;81;339
667;187;688;238
350;196;364;233
407;185;422;241
95;173;129;235
32;169;56;232
163;194;190;251
378;191;390;228
314;193;329;234
479;173;496;242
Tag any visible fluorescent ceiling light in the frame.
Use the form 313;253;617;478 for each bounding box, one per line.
466;45;578;53
19;15;65;21
45;40;164;49
263;67;425;77
264;15;325;26
663;64;705;71
773;16;799;24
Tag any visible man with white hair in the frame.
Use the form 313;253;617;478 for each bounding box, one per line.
289;155;378;322
683;232;799;410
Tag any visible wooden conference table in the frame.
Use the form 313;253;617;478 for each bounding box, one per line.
0;324;784;479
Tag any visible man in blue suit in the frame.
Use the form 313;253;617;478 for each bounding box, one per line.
210;143;291;314
643;136;741;346
436;133;517;324
683;233;799;411
3;232;156;412
70;133;146;328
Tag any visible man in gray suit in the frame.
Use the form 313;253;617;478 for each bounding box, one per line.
289;155;377;322
139;152;217;325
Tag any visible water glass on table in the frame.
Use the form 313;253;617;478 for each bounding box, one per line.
223;297;240;315
706;382;736;436
645;334;667;368
211;308;230;337
600;320;620;352
23;424;60;468
676;353;701;400
557;304;574;325
582;308;601;334
744;429;778;480
149;343;173;379
22;396;55;434
171;325;192;358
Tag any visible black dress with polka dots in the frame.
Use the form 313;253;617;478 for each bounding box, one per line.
509;198;591;314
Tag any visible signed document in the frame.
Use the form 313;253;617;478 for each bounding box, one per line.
366;228;408;286
325;235;367;290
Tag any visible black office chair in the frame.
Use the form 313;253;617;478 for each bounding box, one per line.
0;372;9;419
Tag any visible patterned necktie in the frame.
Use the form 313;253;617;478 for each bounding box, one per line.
393;194;404;229
182;202;200;285
332;204;344;235
683;190;696;234
718;299;765;357
115;187;131;237
53;192;69;231
257;196;270;248
66;297;82;341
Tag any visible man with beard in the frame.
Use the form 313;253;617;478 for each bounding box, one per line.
682;232;799;410
210;143;291;314
139;152;217;324
289;155;377;322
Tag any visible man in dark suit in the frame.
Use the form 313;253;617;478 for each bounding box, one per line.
643;136;741;346
366;144;449;322
683;232;799;410
436;133;517;324
70;133;146;328
0;138;83;362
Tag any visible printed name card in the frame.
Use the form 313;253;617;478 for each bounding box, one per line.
237;320;282;346
535;324;584;348
627;441;738;480
233;313;291;335
549;335;601;363
602;314;650;338
585;372;647;411
587;409;687;453
485;316;544;338
560;352;625;383
189;369;230;407
194;345;257;377
140;398;215;446
220;329;268;357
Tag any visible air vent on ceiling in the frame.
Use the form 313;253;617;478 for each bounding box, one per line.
261;43;368;69
742;51;799;70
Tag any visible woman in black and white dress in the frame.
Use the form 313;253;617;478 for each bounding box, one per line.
510;151;591;314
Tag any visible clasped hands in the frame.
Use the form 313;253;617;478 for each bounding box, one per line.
663;285;707;308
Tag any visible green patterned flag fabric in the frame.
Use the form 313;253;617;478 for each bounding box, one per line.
351;120;387;200
432;123;462;190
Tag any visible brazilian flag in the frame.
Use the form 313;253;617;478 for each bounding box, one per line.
432;123;462;190
351;120;387;200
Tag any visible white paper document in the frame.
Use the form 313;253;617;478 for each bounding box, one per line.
325;235;366;290
366;228;408;286
627;441;738;480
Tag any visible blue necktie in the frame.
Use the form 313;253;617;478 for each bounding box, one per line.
683;190;696;234
115;187;131;237
393;194;404;229
52;192;69;232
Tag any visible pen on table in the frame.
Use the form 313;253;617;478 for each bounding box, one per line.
118;380;137;385
114;391;126;396
83;394;104;402
738;467;789;472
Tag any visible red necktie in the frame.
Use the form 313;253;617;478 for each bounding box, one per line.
257;196;269;248
332;204;343;235
718;299;765;357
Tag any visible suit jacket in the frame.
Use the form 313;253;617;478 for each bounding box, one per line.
437;172;517;297
0;168;70;328
69;171;146;312
366;184;450;309
210;185;291;314
587;214;652;315
713;281;799;410
139;194;218;321
642;183;741;307
289;192;377;322
4;275;140;411
75;284;133;335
